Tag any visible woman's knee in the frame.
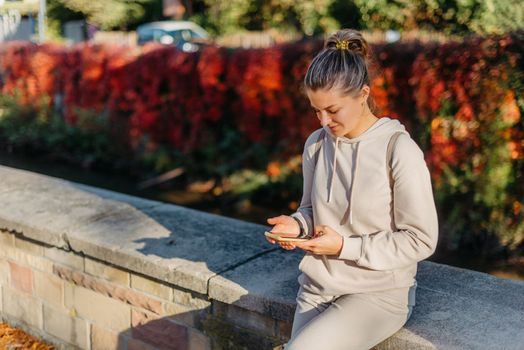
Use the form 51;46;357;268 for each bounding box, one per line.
291;291;333;337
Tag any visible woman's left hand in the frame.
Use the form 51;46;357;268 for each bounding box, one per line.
295;225;344;256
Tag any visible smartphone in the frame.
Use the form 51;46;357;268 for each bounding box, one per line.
264;231;310;242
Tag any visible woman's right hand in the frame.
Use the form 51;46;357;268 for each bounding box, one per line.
266;215;300;250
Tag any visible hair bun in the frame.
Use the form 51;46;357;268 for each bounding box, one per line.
325;29;368;59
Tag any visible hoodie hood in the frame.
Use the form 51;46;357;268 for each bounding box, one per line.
323;117;408;226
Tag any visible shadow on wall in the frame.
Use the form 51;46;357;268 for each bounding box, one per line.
113;298;293;350
114;308;211;350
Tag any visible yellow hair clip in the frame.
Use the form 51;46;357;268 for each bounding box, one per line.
335;40;349;50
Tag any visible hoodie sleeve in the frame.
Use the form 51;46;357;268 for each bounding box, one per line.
290;129;323;239
338;134;439;270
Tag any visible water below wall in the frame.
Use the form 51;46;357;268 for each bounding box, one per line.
1;151;523;282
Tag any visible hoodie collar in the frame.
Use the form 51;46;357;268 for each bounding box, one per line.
322;117;400;143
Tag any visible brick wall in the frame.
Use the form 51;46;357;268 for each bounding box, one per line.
0;230;290;349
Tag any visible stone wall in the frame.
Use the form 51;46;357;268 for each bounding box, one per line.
1;165;524;350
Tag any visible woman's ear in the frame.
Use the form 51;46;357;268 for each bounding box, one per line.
360;85;370;104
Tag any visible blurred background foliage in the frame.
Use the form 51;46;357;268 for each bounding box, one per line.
46;0;162;31
32;0;524;37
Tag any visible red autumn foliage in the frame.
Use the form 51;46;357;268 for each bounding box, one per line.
1;33;523;252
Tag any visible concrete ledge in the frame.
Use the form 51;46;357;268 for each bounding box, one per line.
1;165;524;349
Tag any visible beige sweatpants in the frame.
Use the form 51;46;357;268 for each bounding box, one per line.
285;281;416;350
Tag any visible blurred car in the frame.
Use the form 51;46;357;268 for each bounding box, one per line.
136;21;211;52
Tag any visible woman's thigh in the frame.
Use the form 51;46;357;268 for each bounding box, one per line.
286;288;412;350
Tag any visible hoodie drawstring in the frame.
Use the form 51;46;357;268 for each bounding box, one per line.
327;137;339;203
348;142;360;225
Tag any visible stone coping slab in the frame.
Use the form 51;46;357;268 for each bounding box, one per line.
1;165;524;349
0;165;278;294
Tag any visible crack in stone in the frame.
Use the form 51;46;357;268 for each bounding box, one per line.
0;226;20;235
59;232;73;251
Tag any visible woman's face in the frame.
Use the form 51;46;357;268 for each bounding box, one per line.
306;86;368;138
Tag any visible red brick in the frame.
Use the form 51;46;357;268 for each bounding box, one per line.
119;288;163;315
9;261;33;294
188;329;211;350
132;309;161;327
131;316;188;350
54;265;163;314
127;338;159;350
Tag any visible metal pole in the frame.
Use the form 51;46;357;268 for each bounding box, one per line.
38;0;46;42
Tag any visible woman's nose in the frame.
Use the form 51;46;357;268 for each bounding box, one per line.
319;114;331;126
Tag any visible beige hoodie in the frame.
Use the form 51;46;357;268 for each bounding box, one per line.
291;117;438;296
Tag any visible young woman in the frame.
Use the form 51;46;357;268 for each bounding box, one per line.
266;29;438;349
